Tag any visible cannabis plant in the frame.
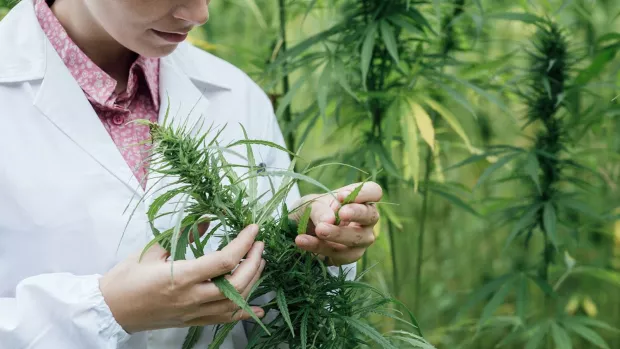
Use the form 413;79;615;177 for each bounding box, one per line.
266;0;481;304
130;109;434;349
454;19;619;348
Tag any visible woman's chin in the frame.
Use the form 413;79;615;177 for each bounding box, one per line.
132;41;180;58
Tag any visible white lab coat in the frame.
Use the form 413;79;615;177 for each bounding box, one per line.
0;1;355;348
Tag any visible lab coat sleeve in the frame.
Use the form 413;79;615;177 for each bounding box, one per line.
0;273;130;349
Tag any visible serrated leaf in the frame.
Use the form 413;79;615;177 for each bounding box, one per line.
239;124;257;222
182;326;204;349
336;182;366;225
403;7;434;33
389;333;435;349
342;316;397;349
529;275;556;298
421;97;471;150
566;323;610;349
543;202;558;248
301;310;308;349
169;195;190;278
572;267;620;287
475;152;521;190
227;139;298;158
480;280;514;326
343;182;365;205
525;154;541;193
400;99;420;191
428;186;480;217
276;288;295;337
297;206;312;235
408;101;434;150
208;322;238;349
516;273;528;320
139;228;174;261
457;273;515;319
361;23;378;83
575;49;616;85
380;20;400;65
441;74;513;117
563;317;619;333
504;203;542;250
334;60;357;100
259;170;335;202
525;324;547;349
551;323;572;349
212;277;270;335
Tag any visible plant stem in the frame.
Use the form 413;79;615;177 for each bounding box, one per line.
278;0;294;154
414;142;434;312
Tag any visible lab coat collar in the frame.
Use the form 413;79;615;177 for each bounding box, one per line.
0;0;232;91
0;0;225;196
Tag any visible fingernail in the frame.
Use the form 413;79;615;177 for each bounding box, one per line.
257;310;265;318
340;191;352;200
298;236;309;245
248;224;259;235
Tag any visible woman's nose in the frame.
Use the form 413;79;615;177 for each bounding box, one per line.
173;0;210;26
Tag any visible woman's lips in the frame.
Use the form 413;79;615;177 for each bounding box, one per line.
153;30;188;43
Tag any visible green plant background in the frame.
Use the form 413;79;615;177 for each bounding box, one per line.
2;0;620;348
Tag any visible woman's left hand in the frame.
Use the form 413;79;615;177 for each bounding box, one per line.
290;182;382;266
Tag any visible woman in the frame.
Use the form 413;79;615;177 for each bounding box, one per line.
0;0;382;348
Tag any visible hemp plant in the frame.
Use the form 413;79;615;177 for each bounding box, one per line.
454;19;619;348
129;107;434;349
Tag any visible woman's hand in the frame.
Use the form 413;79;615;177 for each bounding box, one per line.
99;224;265;334
290;182;382;266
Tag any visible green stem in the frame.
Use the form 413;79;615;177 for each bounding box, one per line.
414;144;434;311
278;0;294;154
379;175;398;294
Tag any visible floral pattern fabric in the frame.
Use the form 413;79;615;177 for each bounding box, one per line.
35;0;160;188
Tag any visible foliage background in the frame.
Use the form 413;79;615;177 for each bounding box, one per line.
2;0;620;348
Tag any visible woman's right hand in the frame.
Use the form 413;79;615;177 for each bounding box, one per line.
99;224;266;334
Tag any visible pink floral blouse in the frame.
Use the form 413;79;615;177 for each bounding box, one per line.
35;0;160;188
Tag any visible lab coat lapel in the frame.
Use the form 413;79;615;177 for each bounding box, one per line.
158;56;211;136
33;40;145;197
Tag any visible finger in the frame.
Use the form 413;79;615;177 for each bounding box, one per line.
187;260;264;319
189;298;243;318
242;259;266;298
338;204;380;226
185;306;265;326
295;235;366;266
337;182;383;204
226;243;265;295
309;199;338;227
295;234;348;257
177;224;259;283
314;223;376;248
190;243;265;302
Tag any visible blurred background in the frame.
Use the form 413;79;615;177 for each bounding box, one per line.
2;0;620;348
